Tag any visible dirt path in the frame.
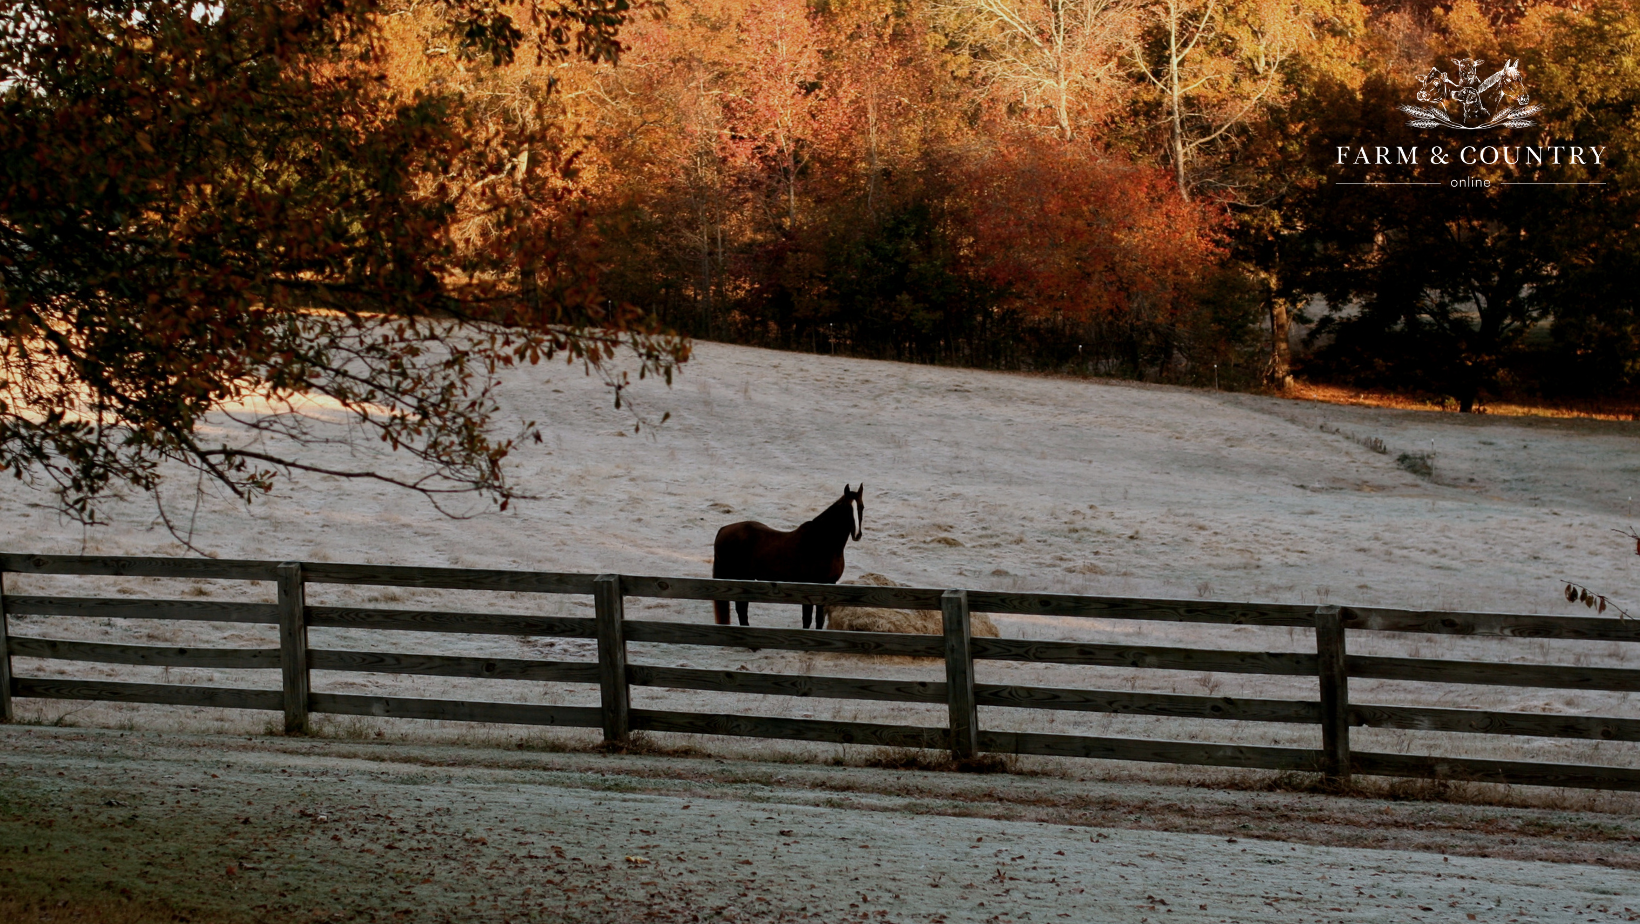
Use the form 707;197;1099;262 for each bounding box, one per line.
3;727;1638;923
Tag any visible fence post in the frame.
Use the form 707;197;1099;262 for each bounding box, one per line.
942;589;978;762
1314;604;1350;782
1;570;13;724
594;574;630;746
277;562;310;735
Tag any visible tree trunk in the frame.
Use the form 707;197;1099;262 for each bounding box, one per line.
1168;0;1188;200
698;206;713;338
1267;296;1292;388
866;84;880;215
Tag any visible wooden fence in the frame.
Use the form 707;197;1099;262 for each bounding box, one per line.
3;553;1640;792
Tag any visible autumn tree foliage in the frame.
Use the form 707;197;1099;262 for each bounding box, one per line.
9;0;1633;506
933;0;1137;141
959;142;1230;372
729;0;840;230
1292;0;1640;409
553;0;1261;379
0;0;686;528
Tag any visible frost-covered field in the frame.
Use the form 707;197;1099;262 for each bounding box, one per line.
4;341;1639;775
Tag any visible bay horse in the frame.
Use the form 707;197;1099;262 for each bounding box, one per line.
712;485;864;628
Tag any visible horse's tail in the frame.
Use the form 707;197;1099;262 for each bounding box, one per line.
713;599;730;625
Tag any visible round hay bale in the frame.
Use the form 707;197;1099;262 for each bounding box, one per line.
828;573;999;636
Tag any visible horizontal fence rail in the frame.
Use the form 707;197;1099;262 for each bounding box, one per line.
307;605;596;638
3;554;1639;792
4;596;281;624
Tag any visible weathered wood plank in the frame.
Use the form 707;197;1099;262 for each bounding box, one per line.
966;591;1318;626
944;589;978;760
978;730;1325;772
309;649;600;683
1314;605;1350;780
7;555;1634;642
2;596;279;624
1342;606;1640;643
310;692;601;728
624;575;1327;627
630;708;949;749
974;685;1320;724
972;637;1318;676
1353;751;1640;792
7;636;280;669
1348;655;1640;692
278;563;309;735
594;575;630;744
623;620;946;657
630;578;1640;640
620;574;945;610
1351;703;1640;742
305;606;597;638
0;554;278;581
300;562;596;594
11;676;282;711
627;665;945;703
1;572;12;722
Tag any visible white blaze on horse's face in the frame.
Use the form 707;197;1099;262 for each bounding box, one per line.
846;484;864;541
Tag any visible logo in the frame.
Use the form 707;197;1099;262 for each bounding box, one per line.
1399;58;1540;130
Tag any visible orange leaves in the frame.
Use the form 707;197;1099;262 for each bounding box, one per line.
957;139;1225;328
2;0;686;531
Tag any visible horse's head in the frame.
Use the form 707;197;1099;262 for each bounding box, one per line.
1501;59;1529;101
842;484;864;542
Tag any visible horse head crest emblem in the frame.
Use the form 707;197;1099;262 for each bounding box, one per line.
1400;56;1538;130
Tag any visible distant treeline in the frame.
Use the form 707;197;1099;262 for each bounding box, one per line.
506;0;1635;407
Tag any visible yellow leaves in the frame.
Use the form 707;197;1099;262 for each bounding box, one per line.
1438;0;1503;64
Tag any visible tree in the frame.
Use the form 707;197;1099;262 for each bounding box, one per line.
935;0;1137;141
565;0;744;338
1131;0;1315;199
0;0;686;533
958;139;1230;377
1218;0;1366;387
1528;0;1640;397
1292;1;1640;410
725;0;837;232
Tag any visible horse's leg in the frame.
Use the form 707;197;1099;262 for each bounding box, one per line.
714;600;730;626
815;605;827;631
802;604;813;629
736;600;750;627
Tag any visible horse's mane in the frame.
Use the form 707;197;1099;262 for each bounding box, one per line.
812;492;854;532
806;487;861;541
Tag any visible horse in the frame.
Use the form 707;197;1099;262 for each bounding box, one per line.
1487;58;1530;109
711;485;864;629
